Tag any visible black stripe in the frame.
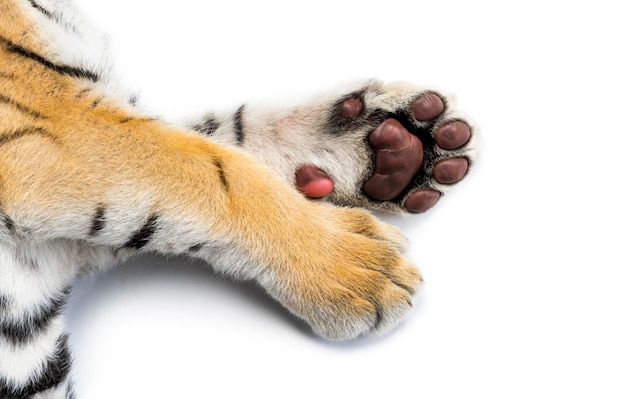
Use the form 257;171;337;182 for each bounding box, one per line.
1;209;15;232
75;88;92;99
0;127;57;146
0;334;73;398
0;293;10;311
213;159;229;191
26;0;81;36
233;105;245;145
29;334;72;395
0;288;70;346
188;243;205;253
0;36;99;82
91;97;102;108
0;94;47;119
124;214;159;250
191;114;221;136
0;378;24;399
4;216;14;232
27;0;53;18
89;206;106;236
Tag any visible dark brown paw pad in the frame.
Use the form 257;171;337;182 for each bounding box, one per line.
433;158;469;184
412;92;445;121
364;119;423;201
434;121;471;150
361;91;472;212
404;190;441;213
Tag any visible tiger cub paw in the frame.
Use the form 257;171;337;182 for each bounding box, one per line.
271;206;422;340
295;80;475;214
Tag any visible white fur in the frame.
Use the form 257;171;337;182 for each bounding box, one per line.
17;0;137;105
0;241;77;317
20;0;111;69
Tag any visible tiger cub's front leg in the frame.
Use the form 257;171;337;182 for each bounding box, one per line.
1;96;419;398
0;91;420;341
100;122;422;339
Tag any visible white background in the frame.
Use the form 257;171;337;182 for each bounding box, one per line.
66;0;625;398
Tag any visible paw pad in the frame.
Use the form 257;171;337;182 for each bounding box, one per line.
358;89;473;213
403;189;441;213
433;158;469;184
364;119;422;201
434;121;471;150
411;92;445;121
341;97;364;119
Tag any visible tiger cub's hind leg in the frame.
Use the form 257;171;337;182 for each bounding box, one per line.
0;241;79;399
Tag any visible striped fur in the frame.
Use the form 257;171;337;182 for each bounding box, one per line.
0;0;477;397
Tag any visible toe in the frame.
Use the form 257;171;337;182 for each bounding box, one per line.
434;121;471;150
433;158;469;184
404;190;441;213
412;92;445;121
364;119;423;201
295;165;334;198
